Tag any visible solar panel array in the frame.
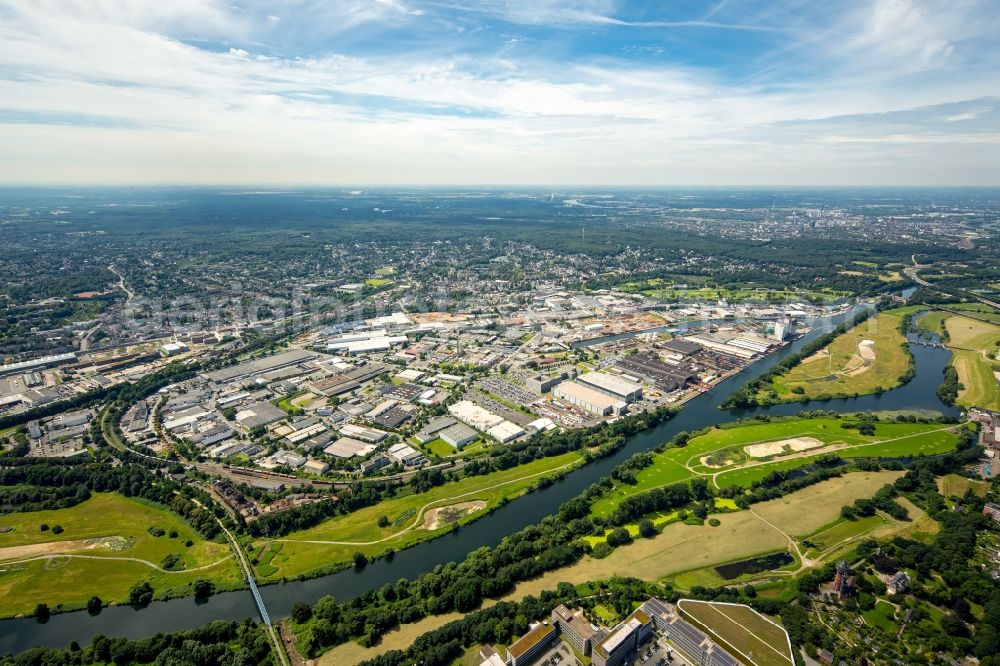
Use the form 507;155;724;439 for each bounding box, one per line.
709;645;741;666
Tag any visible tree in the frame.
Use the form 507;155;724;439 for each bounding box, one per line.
34;603;50;619
87;596;102;613
638;519;656;538
377;515;390;528
352;552;368;568
51;525;64;535
128;581;154;606
606;527;632;547
192;579;214;599
291;601;313;624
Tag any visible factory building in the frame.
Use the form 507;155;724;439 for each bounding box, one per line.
576;372;643;403
553;381;626;417
448;400;504;431
486;420;525;443
0;352;77;379
440;423;478;448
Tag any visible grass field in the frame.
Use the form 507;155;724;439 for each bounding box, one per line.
750;471;903;536
590;417;960;517
313;469;930;666
943;315;1000;411
262;452;584;579
678;599;793;666
863;600;898;632
0;493;242;617
937;473;990;499
765;311;912;402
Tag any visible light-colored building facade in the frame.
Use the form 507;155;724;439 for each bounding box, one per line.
552;381;626;417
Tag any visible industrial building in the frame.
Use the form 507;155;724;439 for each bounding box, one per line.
387;442;427;467
615;352;695;392
525;369;574;394
449;400;504;431
577;371;643;403
0;352;76;378
414;416;458;443
234;402;286;429
591;608;653;666
440;422;478;448
205;349;318;383
552;381;626;417
486;420;526;443
323;437;375;458
339;423;389;443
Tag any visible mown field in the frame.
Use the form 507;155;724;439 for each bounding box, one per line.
590;417;962;518
765;311;912;402
259;452;585;579
0;493;242;617
945;315;1000;411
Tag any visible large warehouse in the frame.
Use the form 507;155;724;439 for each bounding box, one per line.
577;371;643;403
553;381;627;417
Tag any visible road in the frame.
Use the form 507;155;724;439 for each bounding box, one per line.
907;255;1000;310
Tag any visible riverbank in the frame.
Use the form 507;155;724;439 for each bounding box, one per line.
0;307;958;654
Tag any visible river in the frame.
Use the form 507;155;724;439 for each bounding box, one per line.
0;306;957;653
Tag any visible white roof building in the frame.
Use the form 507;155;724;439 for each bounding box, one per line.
449;400;504;431
487;420;526;443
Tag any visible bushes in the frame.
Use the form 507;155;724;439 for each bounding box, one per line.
937;365;961;404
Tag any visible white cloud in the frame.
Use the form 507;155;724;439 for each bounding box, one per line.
0;0;997;185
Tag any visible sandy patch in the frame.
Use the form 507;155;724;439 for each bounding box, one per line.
0;536;130;562
801;350;829;364
857;340;876;360
423;501;487;530
745;437;824;459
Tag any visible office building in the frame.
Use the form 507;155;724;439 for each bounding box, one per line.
592;609;652;666
551;604;599;656
506;624;557;666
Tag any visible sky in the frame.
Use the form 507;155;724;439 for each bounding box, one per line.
0;0;998;186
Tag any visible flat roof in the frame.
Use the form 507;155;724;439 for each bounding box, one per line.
578;371;643;396
597;609;650;656
553;381;622;410
507;624;556;659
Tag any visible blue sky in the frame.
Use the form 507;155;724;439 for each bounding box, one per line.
0;0;997;185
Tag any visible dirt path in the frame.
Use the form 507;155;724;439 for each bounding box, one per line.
0;553;233;573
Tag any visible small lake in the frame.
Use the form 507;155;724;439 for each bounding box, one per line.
714;552;796;580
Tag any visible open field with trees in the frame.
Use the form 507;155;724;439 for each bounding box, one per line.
614;280;852;304
763;311;913;402
944;315;1000;410
589;415;963;518
257;452;585;579
0;493;242;617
